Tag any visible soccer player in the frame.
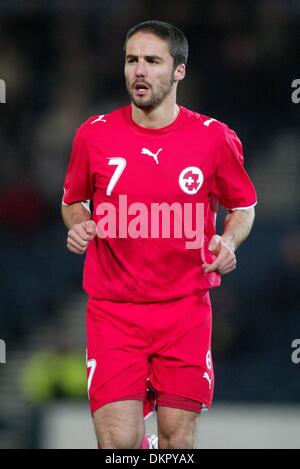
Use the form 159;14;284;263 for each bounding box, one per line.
61;20;257;449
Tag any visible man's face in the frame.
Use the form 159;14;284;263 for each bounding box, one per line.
125;32;178;109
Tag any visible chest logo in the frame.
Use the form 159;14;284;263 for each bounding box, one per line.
141;147;162;165
179;167;204;195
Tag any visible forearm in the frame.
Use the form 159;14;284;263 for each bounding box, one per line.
61;202;91;230
221;207;255;252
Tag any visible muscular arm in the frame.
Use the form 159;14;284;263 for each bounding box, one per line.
61;203;96;255
203;207;255;275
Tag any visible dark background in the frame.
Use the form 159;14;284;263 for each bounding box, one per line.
0;0;299;448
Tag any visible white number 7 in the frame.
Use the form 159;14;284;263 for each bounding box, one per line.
106;157;127;196
87;358;97;399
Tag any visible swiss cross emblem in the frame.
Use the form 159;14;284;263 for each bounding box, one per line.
179;167;204;195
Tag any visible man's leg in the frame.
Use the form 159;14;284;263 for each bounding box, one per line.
93;400;145;449
148;292;213;449
157;406;200;449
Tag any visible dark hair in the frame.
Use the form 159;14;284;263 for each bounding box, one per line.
124;20;188;68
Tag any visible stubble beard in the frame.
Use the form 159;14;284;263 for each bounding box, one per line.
127;73;176;110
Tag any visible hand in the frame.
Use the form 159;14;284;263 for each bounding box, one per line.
202;234;237;275
67;220;97;255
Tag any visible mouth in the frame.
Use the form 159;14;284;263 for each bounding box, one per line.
133;82;150;96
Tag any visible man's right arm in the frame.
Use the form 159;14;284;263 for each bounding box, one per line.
61;203;96;255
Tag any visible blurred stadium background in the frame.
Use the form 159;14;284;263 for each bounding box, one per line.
0;0;299;449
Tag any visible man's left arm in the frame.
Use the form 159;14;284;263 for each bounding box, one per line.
202;207;255;275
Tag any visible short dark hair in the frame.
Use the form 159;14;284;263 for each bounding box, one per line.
124;20;188;68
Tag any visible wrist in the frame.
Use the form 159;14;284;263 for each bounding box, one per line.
221;233;237;253
62;204;91;230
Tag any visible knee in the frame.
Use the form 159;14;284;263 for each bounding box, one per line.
159;430;196;449
166;434;195;449
99;430;144;449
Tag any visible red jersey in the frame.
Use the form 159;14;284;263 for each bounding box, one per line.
63;104;257;302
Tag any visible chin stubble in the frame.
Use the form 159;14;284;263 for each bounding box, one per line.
127;74;176;109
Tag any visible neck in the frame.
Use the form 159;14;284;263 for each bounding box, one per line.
131;94;180;129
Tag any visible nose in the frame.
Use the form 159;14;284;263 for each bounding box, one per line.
135;60;147;78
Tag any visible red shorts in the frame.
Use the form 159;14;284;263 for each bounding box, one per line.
86;291;214;417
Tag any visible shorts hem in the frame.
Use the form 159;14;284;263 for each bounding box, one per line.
91;392;147;416
152;388;212;412
157;398;202;413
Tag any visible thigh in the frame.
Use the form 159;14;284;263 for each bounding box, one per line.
86;298;151;415
149;292;214;411
157;406;200;448
94;400;145;448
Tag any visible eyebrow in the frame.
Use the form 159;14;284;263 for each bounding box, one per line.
126;54;163;62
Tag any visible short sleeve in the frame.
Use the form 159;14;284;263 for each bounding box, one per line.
213;127;257;210
62;129;93;206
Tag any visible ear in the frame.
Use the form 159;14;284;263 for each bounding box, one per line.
174;64;186;82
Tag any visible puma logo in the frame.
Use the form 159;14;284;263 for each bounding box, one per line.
91;115;107;124
203;372;213;390
141;147;162;165
203;118;216;127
